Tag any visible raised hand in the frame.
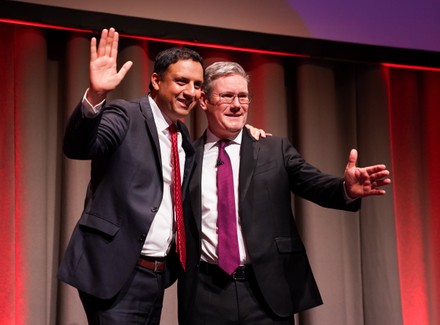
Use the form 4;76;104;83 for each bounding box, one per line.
87;27;133;105
344;149;391;198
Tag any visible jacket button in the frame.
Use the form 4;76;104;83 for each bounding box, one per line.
139;234;146;241
151;207;159;213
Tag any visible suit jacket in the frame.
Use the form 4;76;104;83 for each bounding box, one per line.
178;128;360;322
58;96;195;300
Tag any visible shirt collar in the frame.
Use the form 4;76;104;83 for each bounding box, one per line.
205;129;243;150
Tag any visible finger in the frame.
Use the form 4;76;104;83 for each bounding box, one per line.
97;28;109;57
373;178;392;188
371;188;386;195
346;148;358;169
366;164;388;175
117;61;134;79
368;170;390;182
105;28;115;57
90;37;97;61
111;30;119;60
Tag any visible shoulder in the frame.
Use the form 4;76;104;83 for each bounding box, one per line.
244;131;301;160
102;96;150;121
106;96;146;111
243;128;289;147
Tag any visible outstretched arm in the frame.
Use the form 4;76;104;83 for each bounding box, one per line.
86;27;133;105
344;149;391;198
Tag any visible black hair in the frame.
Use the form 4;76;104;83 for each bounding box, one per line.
149;47;204;91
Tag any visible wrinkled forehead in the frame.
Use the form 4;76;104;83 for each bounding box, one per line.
210;74;249;93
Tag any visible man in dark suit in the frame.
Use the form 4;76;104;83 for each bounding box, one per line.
178;61;391;324
58;27;204;324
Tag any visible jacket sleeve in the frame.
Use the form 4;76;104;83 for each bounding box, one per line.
282;137;361;211
63;100;130;160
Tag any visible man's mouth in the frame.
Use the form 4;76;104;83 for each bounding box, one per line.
178;98;194;108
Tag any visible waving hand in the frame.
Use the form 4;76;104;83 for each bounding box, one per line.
87;28;133;105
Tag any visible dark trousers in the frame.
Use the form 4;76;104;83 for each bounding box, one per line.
187;262;294;325
79;265;166;325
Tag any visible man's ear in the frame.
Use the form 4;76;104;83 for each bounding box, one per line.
199;91;208;111
150;73;160;91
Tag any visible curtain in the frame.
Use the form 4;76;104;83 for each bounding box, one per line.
0;22;438;325
387;68;440;325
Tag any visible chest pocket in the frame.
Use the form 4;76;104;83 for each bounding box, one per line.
79;213;120;238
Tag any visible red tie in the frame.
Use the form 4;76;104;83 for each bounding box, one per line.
217;139;240;275
169;123;186;271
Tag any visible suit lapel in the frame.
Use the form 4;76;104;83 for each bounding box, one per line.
140;96;162;169
190;129;258;236
140;97;196;202
239;129;259;208
189;134;205;233
177;120;195;201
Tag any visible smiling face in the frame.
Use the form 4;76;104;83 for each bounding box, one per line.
200;74;250;139
150;59;204;122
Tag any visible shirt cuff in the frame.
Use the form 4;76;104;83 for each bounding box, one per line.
82;88;105;118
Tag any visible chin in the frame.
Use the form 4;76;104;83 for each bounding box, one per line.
226;128;242;136
176;109;192;118
230;124;245;131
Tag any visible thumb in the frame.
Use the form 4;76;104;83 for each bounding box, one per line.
347;148;358;169
118;61;133;79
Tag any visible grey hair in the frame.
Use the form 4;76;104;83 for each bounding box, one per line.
203;61;250;95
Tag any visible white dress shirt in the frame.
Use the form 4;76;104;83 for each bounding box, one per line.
200;129;250;265
81;91;184;257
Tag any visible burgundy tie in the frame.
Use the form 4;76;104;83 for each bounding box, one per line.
217;139;240;275
169;123;186;271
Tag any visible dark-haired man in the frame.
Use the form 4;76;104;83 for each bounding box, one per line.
59;27;203;324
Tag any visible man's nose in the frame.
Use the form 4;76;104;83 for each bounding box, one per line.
230;96;242;108
183;83;198;97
